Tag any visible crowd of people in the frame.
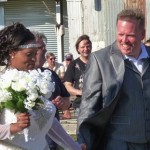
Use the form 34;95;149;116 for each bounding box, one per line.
0;7;150;150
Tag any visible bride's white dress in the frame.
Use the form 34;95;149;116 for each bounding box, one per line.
0;101;81;150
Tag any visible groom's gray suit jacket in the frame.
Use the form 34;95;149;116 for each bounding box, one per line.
77;42;150;150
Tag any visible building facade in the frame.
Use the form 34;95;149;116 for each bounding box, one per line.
0;0;69;62
67;0;150;58
0;0;150;60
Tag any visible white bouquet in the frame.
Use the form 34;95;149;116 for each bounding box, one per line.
0;68;55;142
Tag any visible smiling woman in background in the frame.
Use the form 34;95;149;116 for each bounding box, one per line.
64;35;92;115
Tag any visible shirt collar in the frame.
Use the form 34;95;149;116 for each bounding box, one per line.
124;43;149;61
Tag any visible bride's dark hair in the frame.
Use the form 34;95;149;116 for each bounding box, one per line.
0;22;35;65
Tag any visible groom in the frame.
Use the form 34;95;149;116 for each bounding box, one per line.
77;8;150;150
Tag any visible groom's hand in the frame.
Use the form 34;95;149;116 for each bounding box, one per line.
10;113;30;134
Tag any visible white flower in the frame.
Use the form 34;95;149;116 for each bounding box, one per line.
1;69;18;82
11;78;28;92
0;68;55;111
37;80;54;94
28;69;42;81
32;69;55;98
0;78;12;89
0;89;12;103
27;92;39;101
42;69;53;80
0;68;55;143
24;99;36;110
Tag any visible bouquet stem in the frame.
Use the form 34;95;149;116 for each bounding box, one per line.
23;128;29;142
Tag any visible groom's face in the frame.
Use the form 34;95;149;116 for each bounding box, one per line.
116;19;145;58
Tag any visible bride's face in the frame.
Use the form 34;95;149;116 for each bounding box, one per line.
9;48;38;71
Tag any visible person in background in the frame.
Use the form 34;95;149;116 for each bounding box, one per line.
62;53;74;119
64;35;92;116
33;31;70;111
63;52;74;71
77;8;150;150
144;38;150;46
32;31;71;150
44;52;65;82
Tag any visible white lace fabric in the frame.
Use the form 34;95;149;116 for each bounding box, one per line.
48;118;82;150
0;101;82;150
0;101;55;150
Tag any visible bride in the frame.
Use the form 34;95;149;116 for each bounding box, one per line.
0;23;86;150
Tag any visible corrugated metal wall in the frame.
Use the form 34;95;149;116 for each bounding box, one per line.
67;0;149;55
0;4;4;25
4;0;69;61
66;0;83;58
124;0;148;41
82;0;124;51
124;0;145;11
146;0;150;39
67;0;124;54
83;0;147;49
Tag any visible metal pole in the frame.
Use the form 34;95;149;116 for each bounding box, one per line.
60;0;64;61
55;0;64;63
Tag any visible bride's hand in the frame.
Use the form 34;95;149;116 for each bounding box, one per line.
52;96;63;109
81;144;86;150
10;113;30;134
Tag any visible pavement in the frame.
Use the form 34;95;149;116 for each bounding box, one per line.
59;108;77;135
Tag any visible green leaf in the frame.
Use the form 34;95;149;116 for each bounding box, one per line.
16;100;27;113
4;100;15;110
36;98;44;104
0;102;5;112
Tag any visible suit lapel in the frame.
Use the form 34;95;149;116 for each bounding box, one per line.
142;46;150;75
86;43;126;149
109;44;150;90
125;59;141;74
146;45;150;57
141;58;149;75
110;42;125;87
